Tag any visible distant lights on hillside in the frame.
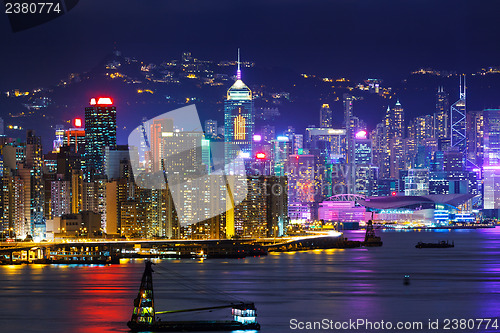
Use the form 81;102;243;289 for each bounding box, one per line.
90;97;113;105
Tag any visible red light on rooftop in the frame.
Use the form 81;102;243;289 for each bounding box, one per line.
96;97;113;105
256;152;266;159
74;118;82;128
90;98;96;105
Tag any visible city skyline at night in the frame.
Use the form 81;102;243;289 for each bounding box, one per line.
3;3;500;333
0;53;498;242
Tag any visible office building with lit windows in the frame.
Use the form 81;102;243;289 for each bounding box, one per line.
483;109;500;218
224;54;254;166
84;97;117;181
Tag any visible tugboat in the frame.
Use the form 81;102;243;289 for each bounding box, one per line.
415;240;454;248
127;261;261;332
362;220;383;247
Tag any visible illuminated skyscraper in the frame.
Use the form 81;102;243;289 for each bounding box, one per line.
84;97;117;181
224;50;254;164
343;94;354;163
320;104;333;128
382;100;405;178
483;109;500;216
466;110;483;167
451;75;467;157
25;130;44;239
435;87;449;140
64;118;85;153
52;125;65;152
150;118;173;172
410;115;434;144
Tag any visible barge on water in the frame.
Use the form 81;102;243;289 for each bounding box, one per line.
127;261;260;332
415;240;454;248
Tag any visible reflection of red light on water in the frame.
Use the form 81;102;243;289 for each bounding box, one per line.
73;265;133;333
256;152;266;159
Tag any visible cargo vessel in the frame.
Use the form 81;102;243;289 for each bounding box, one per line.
127;261;260;332
415;240;454;248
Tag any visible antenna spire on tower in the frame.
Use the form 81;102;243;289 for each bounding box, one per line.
236;48;242;80
459;74;466;100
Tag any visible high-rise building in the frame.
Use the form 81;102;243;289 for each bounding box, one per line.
404;169;430;196
149;118;173;173
409;115;434;144
466;110;483;168
343;94;355;163
52;125;65;152
382;101;405;178
287;154;323;221
204;119;218;138
293;134;303;154
261;125;275;143
450;75;467;157
354;132;372;165
483;109;500;216
84;97;117;181
24;130;44;239
224;51;254;165
343;94;353;129
371;122;385;172
104;145;131;180
234;176;288;238
50;177;71;218
435;87;449;140
320;104;333;128
64;122;85;154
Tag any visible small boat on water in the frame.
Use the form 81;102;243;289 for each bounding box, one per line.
415;240;454;248
362;220;383;247
127;261;260;332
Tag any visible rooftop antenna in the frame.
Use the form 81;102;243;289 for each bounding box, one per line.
236;48;242;80
461;74;466;100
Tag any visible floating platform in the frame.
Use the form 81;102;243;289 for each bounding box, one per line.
415;240;454;248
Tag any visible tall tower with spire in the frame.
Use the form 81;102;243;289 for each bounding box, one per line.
450;75;467;158
224;49;254;164
236;48;242;80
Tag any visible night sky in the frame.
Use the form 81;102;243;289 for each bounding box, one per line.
1;0;500;91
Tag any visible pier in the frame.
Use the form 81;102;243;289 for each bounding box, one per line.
0;234;344;264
